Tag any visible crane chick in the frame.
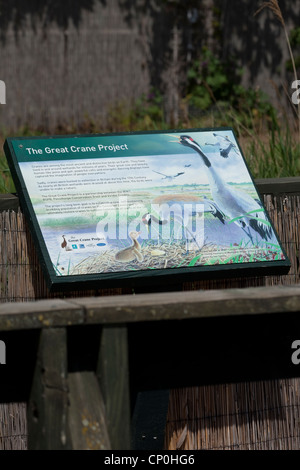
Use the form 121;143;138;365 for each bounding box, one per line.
115;230;144;263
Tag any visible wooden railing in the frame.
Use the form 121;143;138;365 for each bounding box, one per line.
1;284;300;331
1;284;300;449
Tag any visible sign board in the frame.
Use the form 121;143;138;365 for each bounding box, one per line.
4;128;290;291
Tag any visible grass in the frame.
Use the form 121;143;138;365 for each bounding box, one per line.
228;209;272;228
246;125;300;178
192;238;284;266
0;157;15;193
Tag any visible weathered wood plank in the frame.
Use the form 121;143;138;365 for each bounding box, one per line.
0;298;84;331
1;285;300;330
27;327;71;450
68;371;111;450
0;194;19;211
97;325;131;450
255;177;300;195
72;284;300;324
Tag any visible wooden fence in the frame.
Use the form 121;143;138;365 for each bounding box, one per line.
0;177;300;450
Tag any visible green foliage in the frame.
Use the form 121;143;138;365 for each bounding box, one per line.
186;47;275;130
107;88;165;132
286;27;300;72
0;158;15;193
289;27;300;47
186;47;235;109
131;88;164;128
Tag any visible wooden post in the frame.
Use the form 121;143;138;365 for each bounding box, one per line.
68;371;111;450
97;325;131;450
27;327;71;450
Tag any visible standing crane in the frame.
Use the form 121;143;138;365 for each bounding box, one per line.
178;135;273;243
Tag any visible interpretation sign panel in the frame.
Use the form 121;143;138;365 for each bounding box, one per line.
4;128;290;290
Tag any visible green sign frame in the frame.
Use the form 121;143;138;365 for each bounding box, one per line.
4;128;290;291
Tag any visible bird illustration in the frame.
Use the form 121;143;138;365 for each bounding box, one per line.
152;170;185;180
179;135;273;243
205;132;239;158
142;193;225;251
61;235;72;251
115;230;143;262
184;164;191;167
